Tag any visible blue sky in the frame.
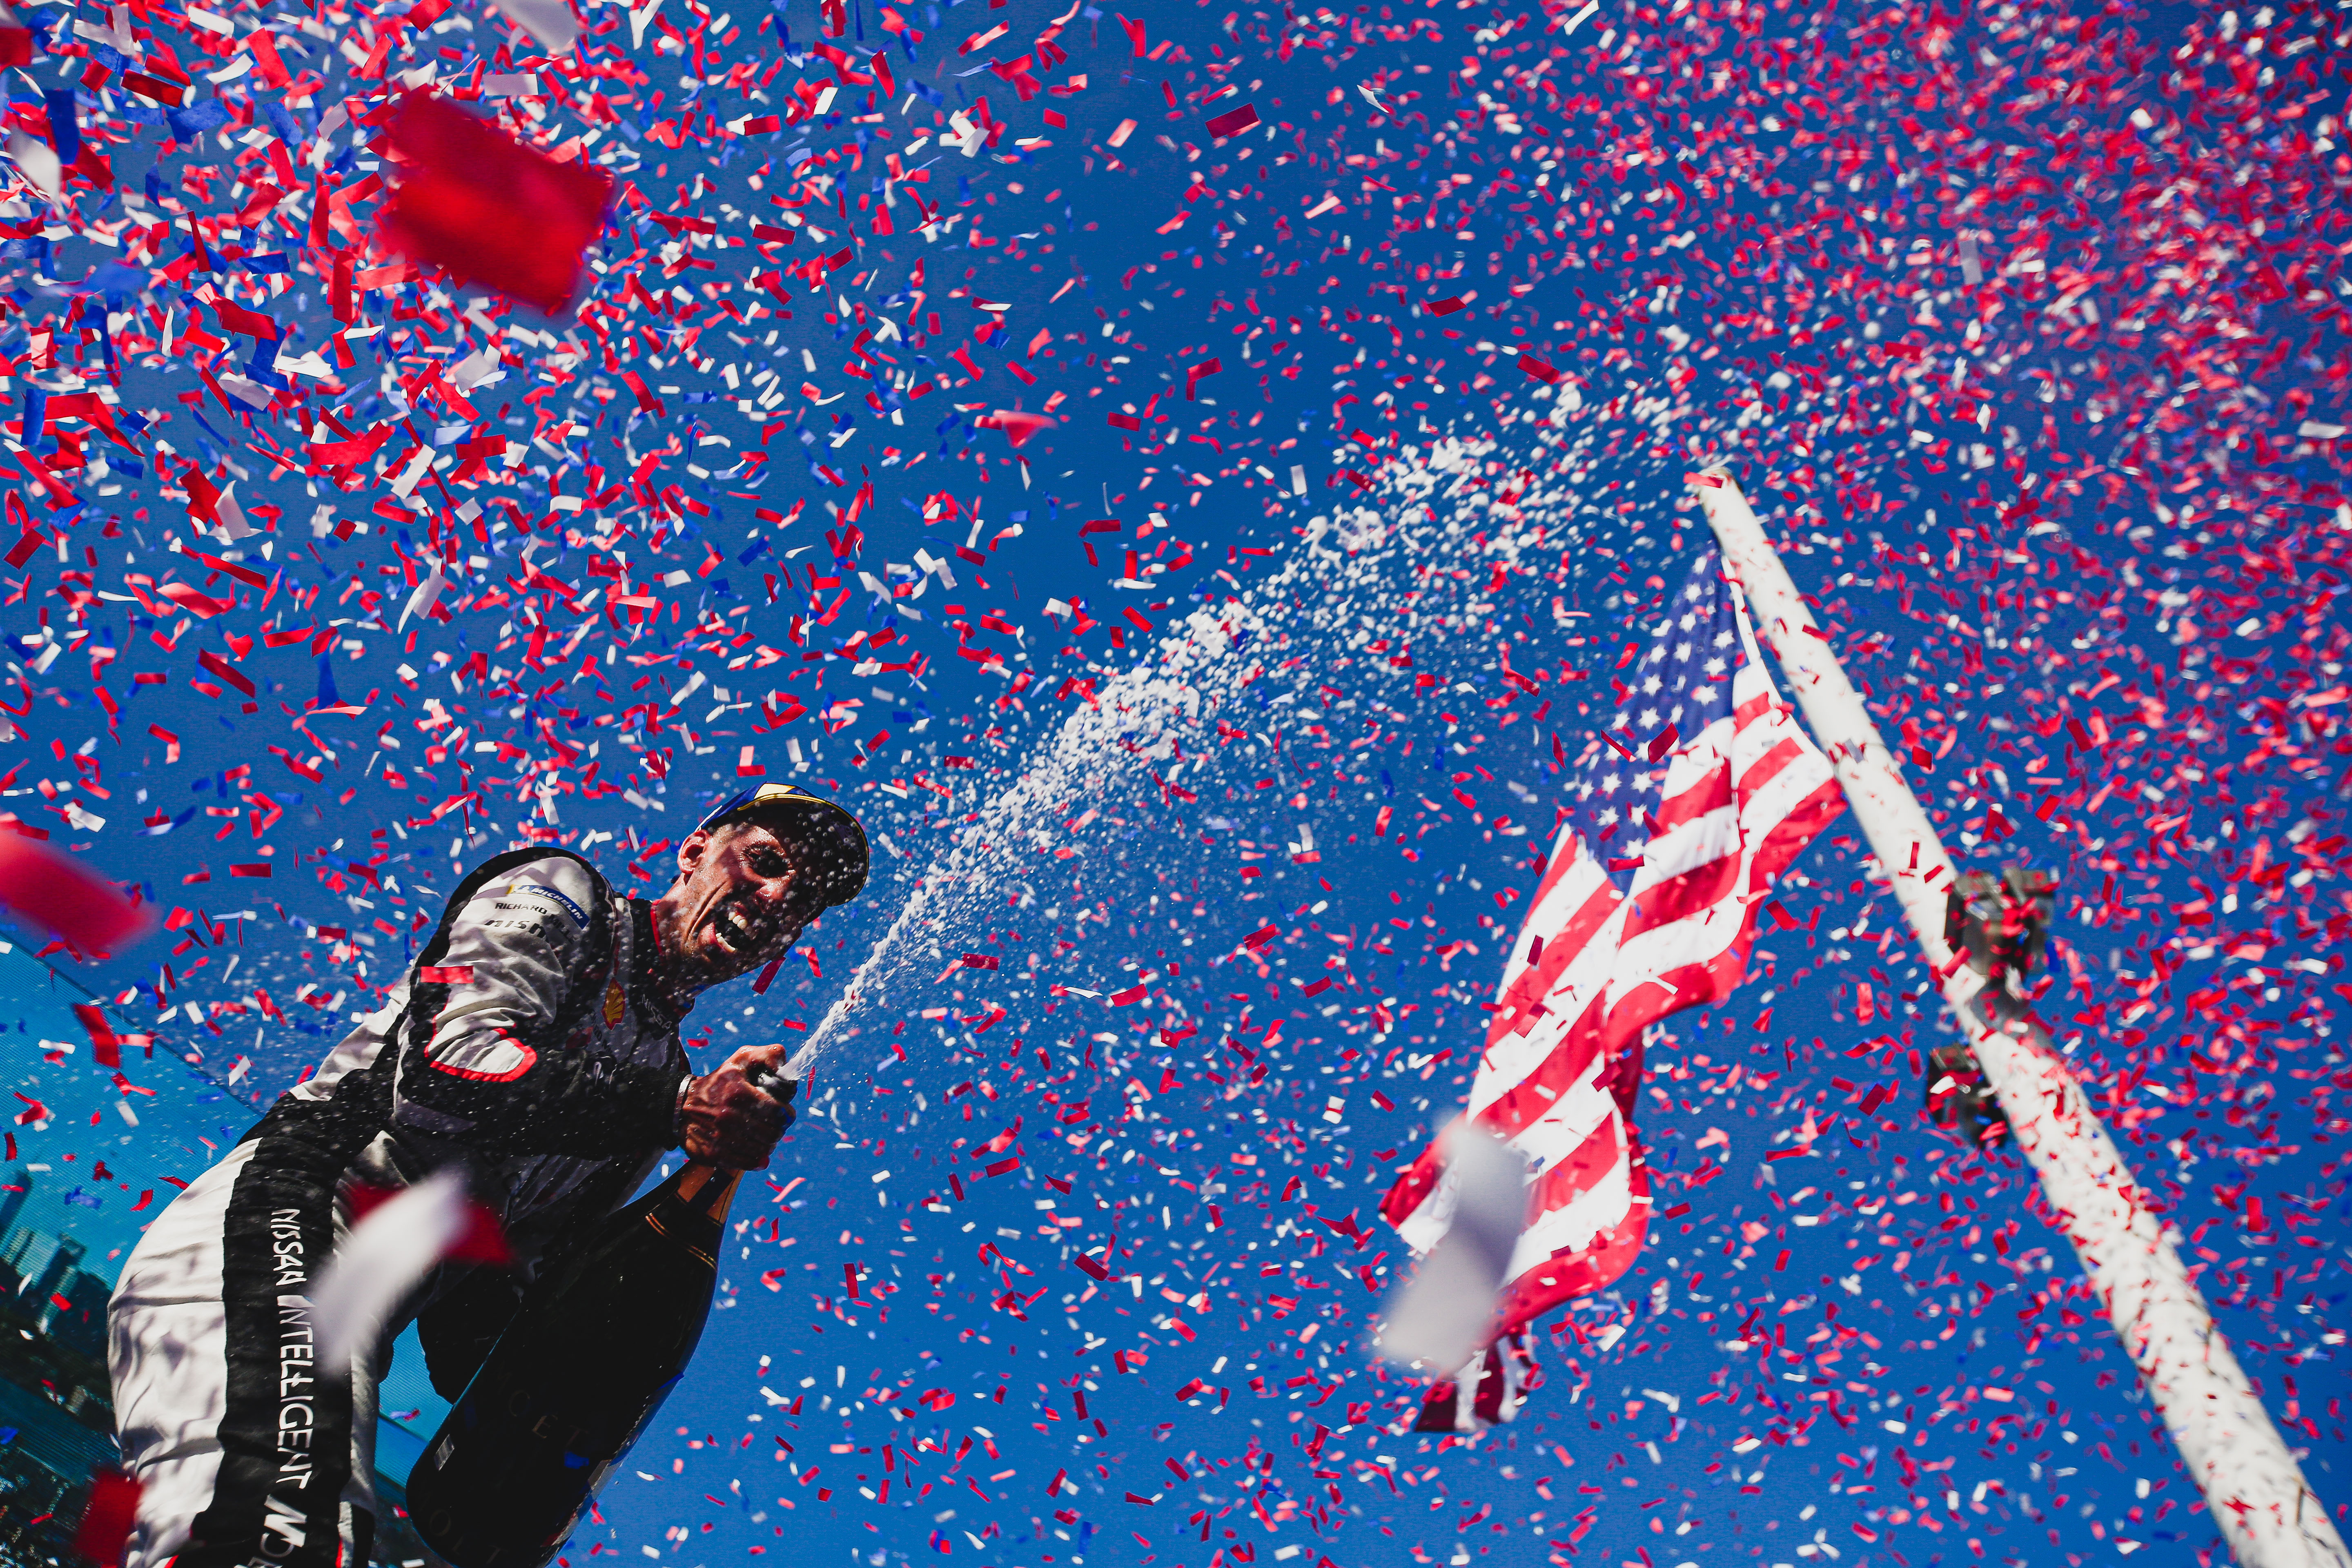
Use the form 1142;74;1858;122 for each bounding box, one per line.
0;0;2343;1562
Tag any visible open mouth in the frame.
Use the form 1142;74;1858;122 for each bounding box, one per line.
708;903;764;957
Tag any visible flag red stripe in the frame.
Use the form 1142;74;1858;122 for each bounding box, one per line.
1618;851;1743;945
1604;948;1749;1054
1749;777;1848;886
1651;754;1732;833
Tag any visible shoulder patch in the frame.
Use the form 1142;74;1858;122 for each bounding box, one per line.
506;878;590;929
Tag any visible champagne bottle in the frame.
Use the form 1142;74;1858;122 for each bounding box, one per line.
405;1159;743;1567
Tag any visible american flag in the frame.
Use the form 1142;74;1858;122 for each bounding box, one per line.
1381;550;1845;1430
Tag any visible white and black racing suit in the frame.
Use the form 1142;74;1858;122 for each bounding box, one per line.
108;848;702;1568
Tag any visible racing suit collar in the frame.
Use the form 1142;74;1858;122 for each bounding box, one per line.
630;898;695;1028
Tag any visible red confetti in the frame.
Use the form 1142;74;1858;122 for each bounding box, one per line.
0;837;148;957
377;92;612;316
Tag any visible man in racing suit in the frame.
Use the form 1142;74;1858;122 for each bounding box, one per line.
107;783;867;1568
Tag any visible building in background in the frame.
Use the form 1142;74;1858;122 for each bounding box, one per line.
42;1272;110;1364
0;1168;31;1254
0;1165;118;1557
25;1236;86;1317
0;1165;437;1560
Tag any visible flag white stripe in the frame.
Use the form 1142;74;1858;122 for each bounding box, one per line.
1509;1050;1616;1174
1742;736;1835;825
1626;801;1738;899
1508;1127;1634;1276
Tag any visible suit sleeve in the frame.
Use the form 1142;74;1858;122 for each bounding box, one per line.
391;855;684;1157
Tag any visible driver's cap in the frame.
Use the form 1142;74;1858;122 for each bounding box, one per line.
697;782;869;908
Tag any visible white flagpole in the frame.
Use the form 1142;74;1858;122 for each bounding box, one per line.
1690;468;2347;1568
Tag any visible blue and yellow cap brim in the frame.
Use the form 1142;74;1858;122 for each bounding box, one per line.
696;782;869;907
